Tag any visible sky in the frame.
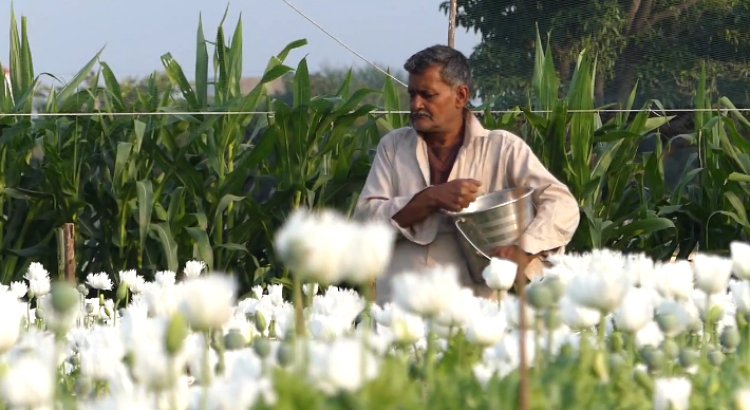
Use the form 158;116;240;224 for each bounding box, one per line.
0;1;481;83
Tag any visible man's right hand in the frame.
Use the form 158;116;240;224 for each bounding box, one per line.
393;178;481;228
427;178;482;212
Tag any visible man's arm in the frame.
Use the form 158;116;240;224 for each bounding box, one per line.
393;179;482;228
502;134;580;255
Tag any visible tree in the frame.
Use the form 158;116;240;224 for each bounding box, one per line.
443;0;750;107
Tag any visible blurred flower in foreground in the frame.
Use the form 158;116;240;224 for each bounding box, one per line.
731;241;750;280
308;337;379;394
274;208;395;285
0;292;23;353
567;250;629;313
391;265;462;318
655;261;693;301
613;287;654;333
0;354;54;409
653;377;691;410
482;257;517;291
179;274;236;332
692;253;732;295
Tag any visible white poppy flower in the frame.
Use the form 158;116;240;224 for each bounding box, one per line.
308;337;379;394
613;287;654;333
78;326;126;380
654;261;694;301
735;388;750;410
653;377;691;410
154;270;177;287
0;354;54;408
731;241;750;280
183;260;206;278
473;362;497;388
655;299;699;337
730;280;750;314
692;253;732;295
303;283;319;297
624;253;656;288
437;288;480;329
482;257;518;291
567;250;629;313
391;265;463;318
141;282;183;318
118;269;146;294
466;312;507;346
9;281;27;299
274;209;355;284
559;296;601;330
0;292;23;353
342;220;395;284
179;274;236;331
251;285;264;300
128;317;188;391
86;272;113;291
24;262;49;282
388;307;426;345
635;321;664;348
25;262;51;298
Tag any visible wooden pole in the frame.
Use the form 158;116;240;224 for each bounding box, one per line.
63;223;76;283
448;0;458;48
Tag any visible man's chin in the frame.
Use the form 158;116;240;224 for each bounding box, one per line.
411;118;432;131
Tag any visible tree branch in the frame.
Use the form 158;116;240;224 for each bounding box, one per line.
646;0;702;30
625;0;643;35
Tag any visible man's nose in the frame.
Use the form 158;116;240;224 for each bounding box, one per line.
410;95;424;111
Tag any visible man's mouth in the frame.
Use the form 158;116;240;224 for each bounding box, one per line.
411;112;431;120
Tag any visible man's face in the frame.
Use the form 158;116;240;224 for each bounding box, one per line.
408;65;468;136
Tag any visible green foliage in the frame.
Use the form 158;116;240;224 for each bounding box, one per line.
0;12;382;289
443;0;750;107
2;7;750;289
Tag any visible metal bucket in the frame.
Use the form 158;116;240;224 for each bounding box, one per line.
447;186;535;281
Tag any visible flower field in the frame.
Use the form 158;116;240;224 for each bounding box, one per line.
2;210;750;409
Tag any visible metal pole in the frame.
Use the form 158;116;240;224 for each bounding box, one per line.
448;0;458;48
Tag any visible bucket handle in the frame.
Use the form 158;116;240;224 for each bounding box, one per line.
454;218;492;261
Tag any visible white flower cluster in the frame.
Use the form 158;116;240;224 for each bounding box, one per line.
3;230;750;408
274;208;396;285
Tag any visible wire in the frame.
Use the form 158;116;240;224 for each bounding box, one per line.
1;108;748;117
278;0;408;88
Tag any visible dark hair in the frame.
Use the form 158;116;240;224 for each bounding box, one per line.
403;45;472;91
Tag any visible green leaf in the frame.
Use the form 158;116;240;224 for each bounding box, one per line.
186;226;214;270
137;180;154;251
161;52;198;108
150;222;178;273
195;15;208;107
603;217;675;243
293;58;311;107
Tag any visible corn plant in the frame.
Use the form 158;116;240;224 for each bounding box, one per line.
521;33;677;258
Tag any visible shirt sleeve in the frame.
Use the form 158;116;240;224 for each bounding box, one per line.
501;133;581;255
354;133;435;245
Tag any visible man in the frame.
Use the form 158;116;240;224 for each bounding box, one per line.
355;45;579;302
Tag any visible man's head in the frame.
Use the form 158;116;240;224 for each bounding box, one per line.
404;45;472;139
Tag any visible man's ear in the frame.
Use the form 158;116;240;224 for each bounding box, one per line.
455;84;470;107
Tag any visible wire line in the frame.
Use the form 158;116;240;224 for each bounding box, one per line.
1;108;748;118
279;0;408;88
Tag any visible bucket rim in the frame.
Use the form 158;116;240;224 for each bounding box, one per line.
445;186;534;218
